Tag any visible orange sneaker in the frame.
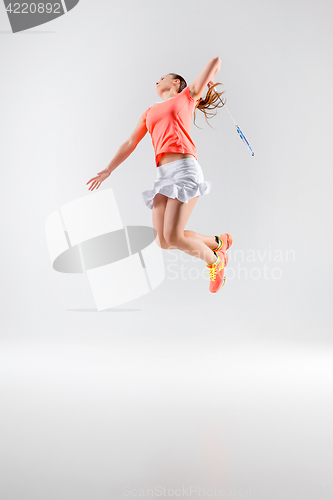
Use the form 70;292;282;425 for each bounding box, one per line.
212;233;233;253
206;252;228;293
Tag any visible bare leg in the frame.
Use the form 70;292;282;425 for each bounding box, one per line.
164;197;218;265
184;230;217;250
168;234;218;265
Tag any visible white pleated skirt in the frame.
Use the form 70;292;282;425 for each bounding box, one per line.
142;157;212;210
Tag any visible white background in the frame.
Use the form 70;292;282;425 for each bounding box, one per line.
0;1;332;499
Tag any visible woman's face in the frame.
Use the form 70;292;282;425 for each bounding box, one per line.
156;74;179;98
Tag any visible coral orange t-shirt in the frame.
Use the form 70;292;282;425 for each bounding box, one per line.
140;86;200;167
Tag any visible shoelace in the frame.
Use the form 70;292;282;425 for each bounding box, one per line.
207;265;218;281
206;257;224;280
206;263;227;289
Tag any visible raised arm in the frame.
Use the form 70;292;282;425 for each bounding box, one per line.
86;114;148;191
189;57;221;101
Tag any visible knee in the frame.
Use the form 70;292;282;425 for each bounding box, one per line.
155;234;173;250
156;240;171;250
164;231;182;248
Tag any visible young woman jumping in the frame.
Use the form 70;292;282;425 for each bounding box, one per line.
86;56;233;293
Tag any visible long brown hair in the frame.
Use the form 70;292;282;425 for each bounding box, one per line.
169;73;227;129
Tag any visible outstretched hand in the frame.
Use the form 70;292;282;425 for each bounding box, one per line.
86;168;111;191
